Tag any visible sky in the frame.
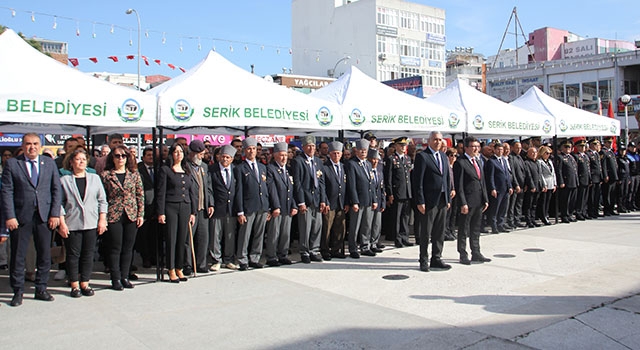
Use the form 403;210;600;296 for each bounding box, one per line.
0;0;638;79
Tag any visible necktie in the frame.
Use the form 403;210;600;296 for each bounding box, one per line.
281;166;288;183
310;159;318;188
435;153;442;174
499;158;505;171
335;164;341;180
224;168;230;188
251;162;259;182
472;157;481;179
29;159;38;186
372;169;378;184
148;166;154;183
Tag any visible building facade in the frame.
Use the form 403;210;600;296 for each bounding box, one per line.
446;47;484;89
291;0;446;96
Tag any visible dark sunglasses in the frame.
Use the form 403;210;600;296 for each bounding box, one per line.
113;153;127;159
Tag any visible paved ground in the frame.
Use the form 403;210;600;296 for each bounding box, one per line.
1;213;639;349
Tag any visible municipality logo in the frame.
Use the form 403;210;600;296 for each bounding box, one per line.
349;108;365;126
472;115;484;130
448;113;460;129
171;99;194;122
610;121;618;134
118;98;143;123
559;119;568;132
542;119;552;134
316;106;333;127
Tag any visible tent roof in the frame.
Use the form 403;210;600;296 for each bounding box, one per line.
428;79;555;137
0;29;156;134
311;66;465;136
511;86;620;137
148;51;342;135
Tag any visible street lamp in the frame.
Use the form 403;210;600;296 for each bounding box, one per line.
328;55;351;78
621;94;631;144
125;8;141;91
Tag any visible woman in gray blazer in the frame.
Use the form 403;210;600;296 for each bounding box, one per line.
537;146;557;225
58;147;108;298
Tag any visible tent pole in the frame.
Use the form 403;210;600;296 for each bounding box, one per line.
155;126;163;282
552;135;559;224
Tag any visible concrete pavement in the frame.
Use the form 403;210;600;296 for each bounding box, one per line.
1;213;639;349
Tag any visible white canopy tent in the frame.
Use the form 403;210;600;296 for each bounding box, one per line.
0;29;156;134
427;79;555;137
148;51;343;136
310;66;465;137
511;86;621;137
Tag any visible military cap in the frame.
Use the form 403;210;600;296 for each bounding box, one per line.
603;136;614;143
328;141;344;152
363;132;377;141
273;142;288;153
588;138;600;145
367;148;381;160
392;136;408;145
619;144;627;151
242;137;258;149
628;142;636;147
355;139;370;150
561;139;573;147
302;135;316;146
220;144;236;157
575;139;587;147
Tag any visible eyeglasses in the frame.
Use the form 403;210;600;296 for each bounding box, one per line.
113;153;127;159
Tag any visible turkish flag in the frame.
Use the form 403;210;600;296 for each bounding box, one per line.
167;63;175;70
154;59;161;65
126;55;135;60
141;55;149;66
179;67;186;73
88;57;98;63
108;56;118;62
68;58;79;67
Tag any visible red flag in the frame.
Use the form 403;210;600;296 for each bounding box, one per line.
167;63;175;70
126;55;135;60
179;67;186;73
108;56;118;62
608;100;617;152
141;55;149;66
68;58;79;67
88;57;98;63
154;59;161;65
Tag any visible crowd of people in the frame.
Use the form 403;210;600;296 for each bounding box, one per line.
1;130;638;307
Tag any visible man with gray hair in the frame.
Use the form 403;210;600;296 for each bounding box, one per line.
264;142;297;266
291;136;327;263
345;139;378;258
321;141;347;260
367;148;386;253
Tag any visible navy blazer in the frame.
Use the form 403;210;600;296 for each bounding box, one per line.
234;160;269;215
484;155;511;193
413;148;450;208
209;163;237;218
1;154;62;223
371;161;386;212
137;161;156;218
453;155;487;208
266;161;296;214
345;157;376;207
323;160;346;210
291;154;327;208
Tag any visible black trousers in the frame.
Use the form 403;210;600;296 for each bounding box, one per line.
575;185;589;217
522;191;539;224
10;212;51;293
391;199;411;245
418;193;447;263
617;179;630;211
164;201;190;270
602;181;616;213
65;229;97;283
558;187;577;220
107;215;137;281
185;209;209;270
588;183;601;217
507;191;524;226
457;204;482;258
135;212;157;265
537;190;553;220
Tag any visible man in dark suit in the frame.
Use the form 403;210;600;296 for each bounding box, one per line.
412;131;452;272
453;136;490;265
264;142;297;267
573;139;591;220
484;142;513;233
321;141;347;260
367;148;386;254
1;133;62;306
291;136;327;263
345;139;377;258
208;145;239;271
384;136;413;247
587;139;603;218
54;137;79;169
507;141;526;228
136;146;157;268
184;140;214;274
234;138;270;271
601;137;619;215
556;140;579;223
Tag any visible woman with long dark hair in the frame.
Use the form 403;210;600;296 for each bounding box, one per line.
101;145;144;290
157;143;197;283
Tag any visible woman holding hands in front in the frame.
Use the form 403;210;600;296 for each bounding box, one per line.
101;145;144;290
157;143;197;283
58;146;108;297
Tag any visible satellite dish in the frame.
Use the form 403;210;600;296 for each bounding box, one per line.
263;75;274;83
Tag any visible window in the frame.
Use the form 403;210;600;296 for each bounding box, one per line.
377;7;398;27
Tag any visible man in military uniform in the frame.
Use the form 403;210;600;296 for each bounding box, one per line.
625;142;640;210
555;140;578;223
572;139;591;220
587;139;603;218
616;145;631;213
600;137;619;216
384;136;413;247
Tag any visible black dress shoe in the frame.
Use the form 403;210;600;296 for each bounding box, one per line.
498;226;511;233
80;287;95;297
121;279;134;289
182;266;193;275
0;264;8;270
309;254;323;262
542;218;551;225
34;290;55;302
301;255;311;264
371;246;383;253
459;257;471;265
331;252;347;259
128;273;139;281
238;263;248;271
70;288;82;298
533;222;541;227
402;241;414;247
376;243;385;249
278;257;293;265
266;259;281;267
249;262;264;268
576;215;586;221
419;263;430;272
561;219;571;224
527;222;535;228
430;259;452;270
349;252;360;259
480;228;489;233
611;211;620;216
196;268;209;273
394;242;404;248
10;293;23;307
361;250;376;257
321;252;332;261
569;217;577;222
471;255;492;263
112;280;124;290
